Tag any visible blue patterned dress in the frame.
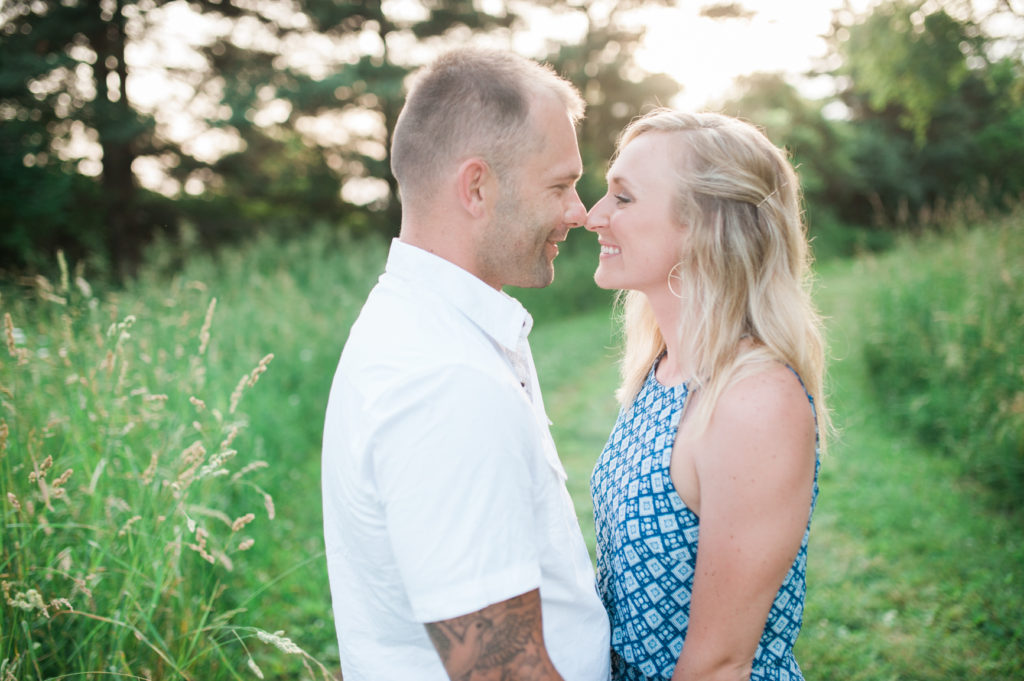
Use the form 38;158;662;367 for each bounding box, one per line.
591;362;819;681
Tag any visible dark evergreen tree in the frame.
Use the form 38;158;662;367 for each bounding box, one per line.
0;1;520;271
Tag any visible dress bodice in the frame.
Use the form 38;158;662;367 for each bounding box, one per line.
591;363;819;680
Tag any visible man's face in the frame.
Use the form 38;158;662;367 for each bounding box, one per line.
477;94;587;289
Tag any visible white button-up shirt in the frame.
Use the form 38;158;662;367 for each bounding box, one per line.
322;239;610;681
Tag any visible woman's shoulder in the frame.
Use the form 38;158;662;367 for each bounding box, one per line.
710;362;815;449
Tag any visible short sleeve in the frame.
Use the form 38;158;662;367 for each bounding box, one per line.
369;364;543;622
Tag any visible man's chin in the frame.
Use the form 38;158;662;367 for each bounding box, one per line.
508;266;555;290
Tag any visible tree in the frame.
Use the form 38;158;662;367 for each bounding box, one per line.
0;0;158;271
0;0;522;271
831;1;986;144
820;0;1024;224
1;0;688;272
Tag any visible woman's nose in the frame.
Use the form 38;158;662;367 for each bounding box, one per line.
585;196;609;231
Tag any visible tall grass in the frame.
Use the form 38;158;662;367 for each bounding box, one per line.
857;207;1024;508
0;228;387;679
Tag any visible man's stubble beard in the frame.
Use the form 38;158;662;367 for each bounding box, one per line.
478;182;555;289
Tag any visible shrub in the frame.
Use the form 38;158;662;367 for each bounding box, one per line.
860;208;1023;508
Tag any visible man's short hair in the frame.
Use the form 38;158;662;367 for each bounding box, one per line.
390;48;585;207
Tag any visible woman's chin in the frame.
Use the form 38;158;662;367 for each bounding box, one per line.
593;271;615;291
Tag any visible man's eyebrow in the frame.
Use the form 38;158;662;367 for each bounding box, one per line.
550;169;583;185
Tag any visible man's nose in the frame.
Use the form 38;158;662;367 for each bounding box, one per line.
565;190;587;228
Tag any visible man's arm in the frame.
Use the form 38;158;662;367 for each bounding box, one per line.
425;589;564;681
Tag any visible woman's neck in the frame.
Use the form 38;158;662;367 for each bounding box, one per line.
646;287;693;387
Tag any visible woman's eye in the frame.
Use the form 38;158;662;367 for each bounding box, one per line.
614;194;631;205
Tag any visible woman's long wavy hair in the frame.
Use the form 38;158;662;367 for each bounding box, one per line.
614;109;832;447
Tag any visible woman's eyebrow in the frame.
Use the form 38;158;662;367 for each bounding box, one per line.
606;173;634;191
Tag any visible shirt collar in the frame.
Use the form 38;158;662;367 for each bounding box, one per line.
385;239;533;351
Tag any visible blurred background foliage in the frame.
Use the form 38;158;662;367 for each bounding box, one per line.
1;0;1021;275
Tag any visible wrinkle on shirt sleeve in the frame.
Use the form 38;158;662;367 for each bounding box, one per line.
368;363;543;623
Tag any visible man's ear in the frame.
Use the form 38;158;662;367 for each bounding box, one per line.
455;158;493;219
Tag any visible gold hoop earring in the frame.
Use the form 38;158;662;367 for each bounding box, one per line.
667;261;684;299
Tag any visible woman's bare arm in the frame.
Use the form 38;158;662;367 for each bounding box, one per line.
671;366;817;681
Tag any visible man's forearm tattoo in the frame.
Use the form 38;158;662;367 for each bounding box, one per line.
425;590;554;681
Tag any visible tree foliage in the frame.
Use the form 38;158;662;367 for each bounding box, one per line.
0;0;528;272
5;0;1023;272
721;0;1024;232
0;0;684;273
835;1;985;144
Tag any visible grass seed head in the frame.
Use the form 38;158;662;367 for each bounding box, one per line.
30;455;54;483
2;654;22;681
5;587;47;615
246;656;265;679
4;314;15;358
188;526;215;564
141;452;159;484
53;468;73;487
180;441;206;466
70;576;93;601
118;515;142;537
220;426;240;451
57;548;72;572
230;354;274;414
198;297;217;356
57;250;69;294
49;597;73;613
256;629;303;655
75;275;92;299
231;461;268;480
198;448;236;479
231;513;255;532
229;375;248;414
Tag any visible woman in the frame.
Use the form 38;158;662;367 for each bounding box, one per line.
587;110;831;681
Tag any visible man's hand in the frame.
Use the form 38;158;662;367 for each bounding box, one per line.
425;589;564;681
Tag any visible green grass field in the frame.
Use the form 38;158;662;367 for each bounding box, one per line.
2;220;1022;679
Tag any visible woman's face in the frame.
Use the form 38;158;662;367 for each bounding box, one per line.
585;131;687;297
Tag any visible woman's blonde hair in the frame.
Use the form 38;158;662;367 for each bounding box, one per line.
614;109;831;446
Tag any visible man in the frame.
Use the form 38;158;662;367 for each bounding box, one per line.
321;48;611;681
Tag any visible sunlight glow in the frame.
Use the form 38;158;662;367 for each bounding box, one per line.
633;1;873;110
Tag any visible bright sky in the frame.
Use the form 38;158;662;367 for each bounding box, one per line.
634;1;862;109
628;0;1019;109
510;0;876;111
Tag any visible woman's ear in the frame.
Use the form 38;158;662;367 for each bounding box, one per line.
455;157;493;219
